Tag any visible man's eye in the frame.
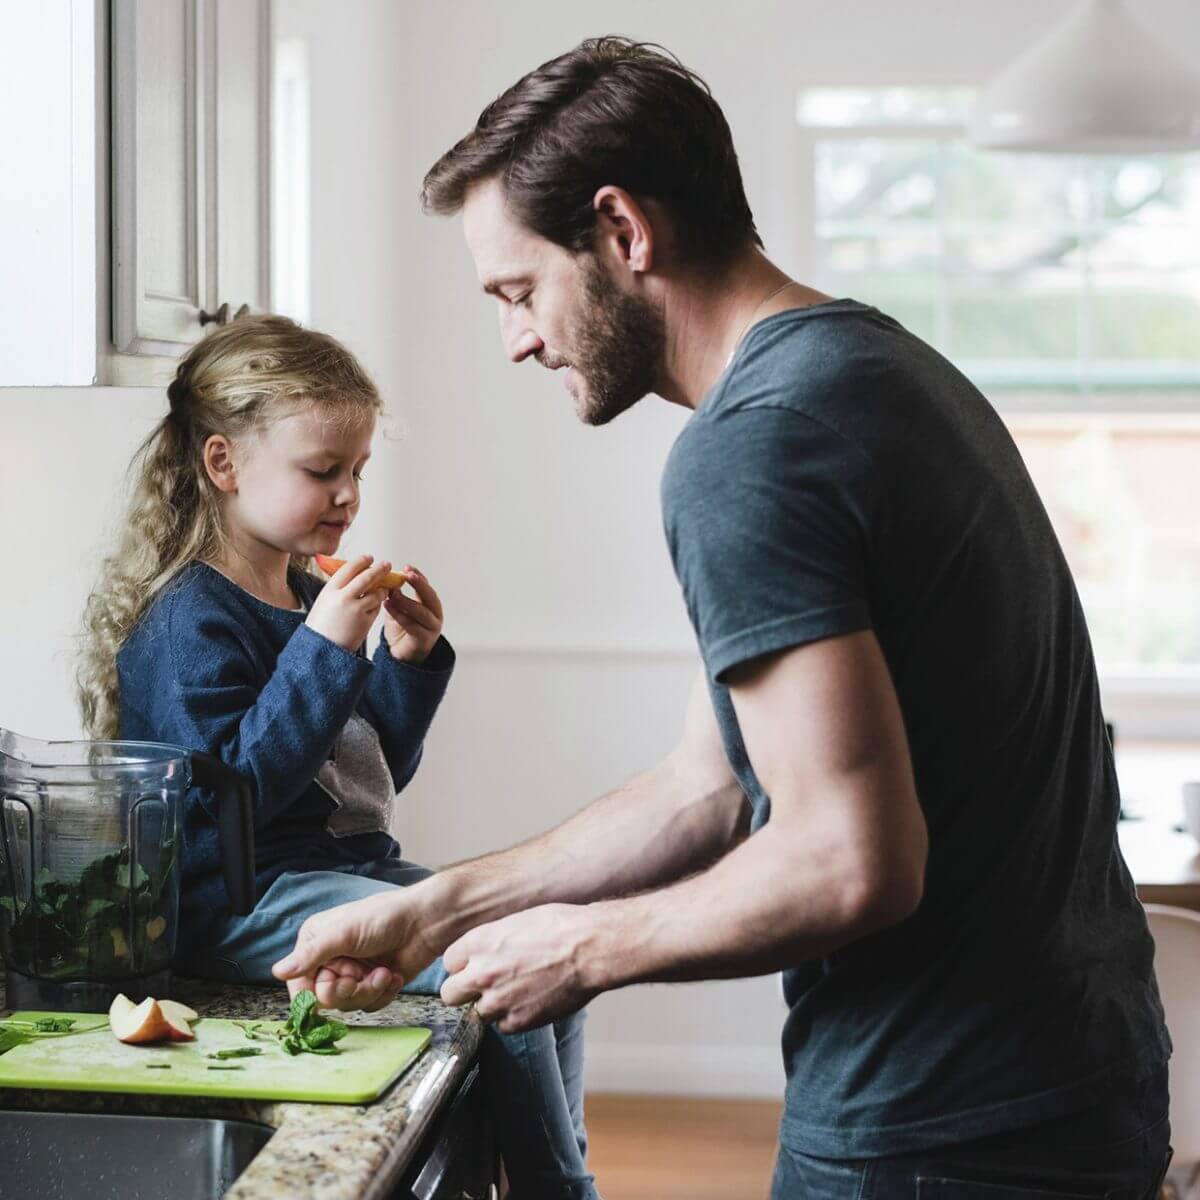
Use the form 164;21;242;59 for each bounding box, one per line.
306;467;337;480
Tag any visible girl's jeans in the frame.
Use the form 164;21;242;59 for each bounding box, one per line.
180;858;599;1200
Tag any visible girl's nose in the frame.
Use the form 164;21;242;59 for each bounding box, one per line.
332;478;358;507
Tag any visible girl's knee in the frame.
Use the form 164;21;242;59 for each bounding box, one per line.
399;955;450;996
176;952;251;985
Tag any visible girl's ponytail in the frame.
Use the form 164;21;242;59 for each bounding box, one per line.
78;408;221;739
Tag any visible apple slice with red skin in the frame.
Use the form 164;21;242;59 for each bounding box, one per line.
161;1007;195;1042
159;998;198;1025
109;993;196;1044
109;992;135;1025
109;995;174;1045
160;998;198;1039
111;993;197;1025
314;554;408;592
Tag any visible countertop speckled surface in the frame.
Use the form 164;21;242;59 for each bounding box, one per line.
0;975;484;1200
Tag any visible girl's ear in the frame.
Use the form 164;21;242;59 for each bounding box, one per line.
203;435;238;494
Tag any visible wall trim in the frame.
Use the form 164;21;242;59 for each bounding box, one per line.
449;645;1200;740
583;1040;785;1100
455;641;697;662
1101;675;1200;742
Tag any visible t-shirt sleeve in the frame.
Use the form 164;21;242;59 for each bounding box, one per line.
662;404;878;684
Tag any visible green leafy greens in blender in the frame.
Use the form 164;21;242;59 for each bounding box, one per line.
0;844;175;980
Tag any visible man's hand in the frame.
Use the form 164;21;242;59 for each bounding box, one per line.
439;904;599;1034
271;887;442;1011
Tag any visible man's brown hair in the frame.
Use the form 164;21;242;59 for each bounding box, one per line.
421;36;763;266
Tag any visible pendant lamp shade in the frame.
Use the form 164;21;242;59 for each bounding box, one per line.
970;0;1200;152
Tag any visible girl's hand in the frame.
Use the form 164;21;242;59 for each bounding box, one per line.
306;555;393;652
382;566;444;663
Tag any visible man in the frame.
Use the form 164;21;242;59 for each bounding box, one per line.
274;37;1172;1196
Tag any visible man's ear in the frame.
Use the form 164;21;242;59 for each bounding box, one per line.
592;186;655;275
203;435;239;494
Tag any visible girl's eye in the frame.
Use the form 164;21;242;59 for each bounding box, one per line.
306;466;365;483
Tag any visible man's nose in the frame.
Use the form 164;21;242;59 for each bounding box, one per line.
332;478;358;508
503;318;543;364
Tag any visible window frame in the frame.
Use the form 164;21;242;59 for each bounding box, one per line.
795;88;1200;733
795;89;1200;403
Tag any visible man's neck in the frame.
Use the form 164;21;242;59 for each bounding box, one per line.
656;251;833;409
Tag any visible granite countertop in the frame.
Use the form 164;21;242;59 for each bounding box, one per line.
0;975;485;1200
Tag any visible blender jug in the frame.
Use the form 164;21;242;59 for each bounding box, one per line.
0;729;254;1011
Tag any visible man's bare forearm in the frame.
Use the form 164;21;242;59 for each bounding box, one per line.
579;799;923;992
418;751;748;952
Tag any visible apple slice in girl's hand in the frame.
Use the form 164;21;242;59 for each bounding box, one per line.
314;554;408;592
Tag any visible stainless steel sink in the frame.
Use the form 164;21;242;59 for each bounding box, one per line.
0;1109;274;1199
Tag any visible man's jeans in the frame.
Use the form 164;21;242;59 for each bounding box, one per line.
772;1067;1172;1199
181;858;599;1200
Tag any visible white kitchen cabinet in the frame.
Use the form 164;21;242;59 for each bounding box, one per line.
0;2;99;386
111;0;270;356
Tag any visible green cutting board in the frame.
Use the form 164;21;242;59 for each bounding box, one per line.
0;1010;431;1104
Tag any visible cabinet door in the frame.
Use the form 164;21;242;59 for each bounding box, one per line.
111;0;270;357
111;0;211;353
213;0;270;318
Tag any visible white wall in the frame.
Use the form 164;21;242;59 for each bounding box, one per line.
5;0;1199;1099
0;387;167;734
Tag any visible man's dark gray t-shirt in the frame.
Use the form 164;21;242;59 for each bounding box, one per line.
661;300;1170;1158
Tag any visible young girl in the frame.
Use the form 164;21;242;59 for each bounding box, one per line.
79;314;598;1200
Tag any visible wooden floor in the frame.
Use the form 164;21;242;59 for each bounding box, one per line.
584;1094;784;1200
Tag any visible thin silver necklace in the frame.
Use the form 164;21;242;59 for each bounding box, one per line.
726;280;802;367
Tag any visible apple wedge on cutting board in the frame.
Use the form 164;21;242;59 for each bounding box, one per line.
109;993;196;1044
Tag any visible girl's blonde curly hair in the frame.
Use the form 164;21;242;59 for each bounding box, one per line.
78;314;382;739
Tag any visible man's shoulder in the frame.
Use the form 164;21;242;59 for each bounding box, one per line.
712;302;912;413
677;299;992;478
665;315;878;486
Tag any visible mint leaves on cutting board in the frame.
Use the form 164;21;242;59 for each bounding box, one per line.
0;1016;83;1056
234;989;349;1057
0;988;347;1067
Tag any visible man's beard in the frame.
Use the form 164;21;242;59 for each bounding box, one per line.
565;258;667;427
